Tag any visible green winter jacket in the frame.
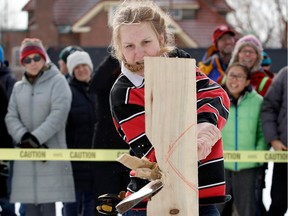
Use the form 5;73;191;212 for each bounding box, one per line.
222;88;268;171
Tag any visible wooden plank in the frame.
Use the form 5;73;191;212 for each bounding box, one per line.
144;57;198;215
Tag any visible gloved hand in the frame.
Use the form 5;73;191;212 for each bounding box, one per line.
18;132;48;149
0;161;9;177
197;122;221;160
117;154;162;180
97;191;126;215
134;163;161;181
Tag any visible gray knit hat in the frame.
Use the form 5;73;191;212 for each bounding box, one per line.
67;51;93;76
230;34;263;72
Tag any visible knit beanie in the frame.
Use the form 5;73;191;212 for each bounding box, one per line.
67;51;93;76
0;46;4;63
59;45;83;63
20;38;47;64
230;34;263;72
261;51;272;67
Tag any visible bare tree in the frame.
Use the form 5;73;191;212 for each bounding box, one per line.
0;0;28;30
0;0;8;29
275;0;288;47
226;0;287;48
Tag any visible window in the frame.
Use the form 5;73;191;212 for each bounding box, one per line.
171;9;196;20
11;46;20;67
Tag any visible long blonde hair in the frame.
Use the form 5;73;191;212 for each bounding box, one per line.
109;0;175;62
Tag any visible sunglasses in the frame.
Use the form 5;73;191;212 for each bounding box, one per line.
23;55;42;64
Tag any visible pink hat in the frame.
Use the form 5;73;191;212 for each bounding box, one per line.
230;34;263;71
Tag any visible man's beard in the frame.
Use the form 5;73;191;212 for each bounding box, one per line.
124;62;144;73
221;47;234;56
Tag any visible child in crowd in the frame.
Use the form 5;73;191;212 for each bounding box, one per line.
217;63;268;216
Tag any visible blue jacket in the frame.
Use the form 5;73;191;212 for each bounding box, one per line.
198;53;228;82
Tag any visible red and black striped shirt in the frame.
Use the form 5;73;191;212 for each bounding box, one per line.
110;62;230;205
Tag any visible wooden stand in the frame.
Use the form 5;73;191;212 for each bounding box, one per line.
144;57;198;215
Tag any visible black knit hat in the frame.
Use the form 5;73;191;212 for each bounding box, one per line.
59;46;83;63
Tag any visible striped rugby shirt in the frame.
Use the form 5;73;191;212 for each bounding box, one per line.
110;58;230;205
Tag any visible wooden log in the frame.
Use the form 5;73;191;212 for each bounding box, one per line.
144;57;198;216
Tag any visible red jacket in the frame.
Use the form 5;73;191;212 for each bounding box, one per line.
250;70;274;96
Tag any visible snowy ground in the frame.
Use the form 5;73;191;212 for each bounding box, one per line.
15;162;287;215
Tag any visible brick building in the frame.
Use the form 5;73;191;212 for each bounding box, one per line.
1;0;234;73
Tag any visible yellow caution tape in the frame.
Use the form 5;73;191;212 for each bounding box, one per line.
224;151;288;163
0;148;129;161
0;149;287;163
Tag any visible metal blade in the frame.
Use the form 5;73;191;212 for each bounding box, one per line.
116;179;163;214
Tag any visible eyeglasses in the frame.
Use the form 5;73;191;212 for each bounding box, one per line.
239;49;257;55
227;74;247;82
23;55;42;64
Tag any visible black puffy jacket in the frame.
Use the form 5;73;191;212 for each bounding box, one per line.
66;78;97;191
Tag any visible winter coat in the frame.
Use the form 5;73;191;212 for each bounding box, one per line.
0;83;13;199
198;53;228;81
90;55;128;150
261;66;287;147
0;61;17;98
89;55;131;197
0;83;12;149
5;63;75;204
222;87;268;171
250;69;274;96
66;78;97;191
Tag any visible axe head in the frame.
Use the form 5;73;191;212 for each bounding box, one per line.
116;179;163;214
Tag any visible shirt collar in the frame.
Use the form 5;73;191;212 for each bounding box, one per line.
121;62;144;87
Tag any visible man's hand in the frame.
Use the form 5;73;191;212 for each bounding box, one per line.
271;140;287;151
0;161;9;177
197;122;222;160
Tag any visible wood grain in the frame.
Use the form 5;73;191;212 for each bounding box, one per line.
144;57;198;215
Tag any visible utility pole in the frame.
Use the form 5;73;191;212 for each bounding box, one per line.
169;0;173;14
0;0;9;44
4;0;8;28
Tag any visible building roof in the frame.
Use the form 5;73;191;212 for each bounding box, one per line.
22;0;235;47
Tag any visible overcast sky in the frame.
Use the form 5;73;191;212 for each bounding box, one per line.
0;0;29;29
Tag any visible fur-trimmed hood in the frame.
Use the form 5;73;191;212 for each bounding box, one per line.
230;35;263;72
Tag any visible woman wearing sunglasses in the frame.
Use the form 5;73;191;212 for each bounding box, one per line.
5;38;75;216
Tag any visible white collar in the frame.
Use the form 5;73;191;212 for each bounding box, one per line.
121;62;144;87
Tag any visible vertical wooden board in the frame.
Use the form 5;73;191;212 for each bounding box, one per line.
144;57;199;216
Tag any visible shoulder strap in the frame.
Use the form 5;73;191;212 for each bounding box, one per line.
220;76;226;85
258;76;269;93
213;56;226;77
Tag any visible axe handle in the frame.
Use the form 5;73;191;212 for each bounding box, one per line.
117;153;155;170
